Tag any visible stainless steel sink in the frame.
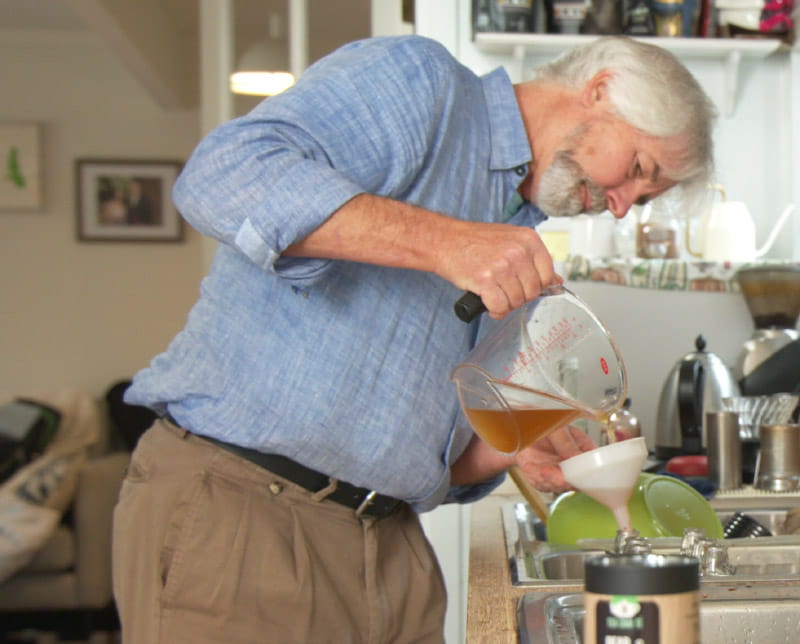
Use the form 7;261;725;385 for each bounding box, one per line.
536;542;800;580
502;503;800;587
517;585;800;644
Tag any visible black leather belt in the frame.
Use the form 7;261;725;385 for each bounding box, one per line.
165;415;404;519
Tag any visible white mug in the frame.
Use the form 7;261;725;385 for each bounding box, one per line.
568;214;616;258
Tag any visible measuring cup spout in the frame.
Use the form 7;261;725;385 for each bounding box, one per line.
450;363;494;398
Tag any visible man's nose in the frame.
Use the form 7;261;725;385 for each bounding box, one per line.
605;185;638;218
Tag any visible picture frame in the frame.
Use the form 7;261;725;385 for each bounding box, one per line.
0;122;43;210
75;158;183;242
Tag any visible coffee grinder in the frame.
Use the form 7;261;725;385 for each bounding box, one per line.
733;265;800;483
735;265;800;394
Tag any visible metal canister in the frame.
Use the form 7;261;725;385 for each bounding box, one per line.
584;554;700;643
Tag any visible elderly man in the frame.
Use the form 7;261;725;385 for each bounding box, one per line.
114;35;715;644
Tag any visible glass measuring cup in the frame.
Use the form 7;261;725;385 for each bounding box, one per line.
451;285;627;455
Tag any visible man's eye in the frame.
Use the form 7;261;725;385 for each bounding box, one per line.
633;161;643;178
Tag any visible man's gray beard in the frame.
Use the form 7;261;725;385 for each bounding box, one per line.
536;151;607;218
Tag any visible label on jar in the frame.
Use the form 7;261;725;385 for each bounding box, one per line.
596;596;658;642
584;591;699;644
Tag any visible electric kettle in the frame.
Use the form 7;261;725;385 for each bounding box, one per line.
655;335;741;459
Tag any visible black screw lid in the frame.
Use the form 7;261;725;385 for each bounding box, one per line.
585;554;699;595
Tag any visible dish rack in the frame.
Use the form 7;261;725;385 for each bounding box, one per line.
710;485;800;511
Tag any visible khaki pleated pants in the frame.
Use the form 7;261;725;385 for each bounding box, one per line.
112;420;447;644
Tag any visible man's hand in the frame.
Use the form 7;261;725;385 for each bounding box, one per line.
437;219;560;320
513;426;596;493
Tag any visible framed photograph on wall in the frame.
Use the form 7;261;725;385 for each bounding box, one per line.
0;122;43;210
75;158;183;242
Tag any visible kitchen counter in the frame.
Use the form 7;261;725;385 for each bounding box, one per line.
466;492;520;644
466;486;800;643
466;490;576;644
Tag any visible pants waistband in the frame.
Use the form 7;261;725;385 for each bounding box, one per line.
163;415;404;519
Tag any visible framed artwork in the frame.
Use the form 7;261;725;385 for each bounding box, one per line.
75;158;183;242
0;122;42;210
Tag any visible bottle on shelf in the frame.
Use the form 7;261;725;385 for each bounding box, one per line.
624;0;656;34
636;202;680;260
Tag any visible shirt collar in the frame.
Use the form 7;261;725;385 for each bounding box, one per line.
481;67;532;172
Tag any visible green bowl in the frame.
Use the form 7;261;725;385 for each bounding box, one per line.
547;473;723;545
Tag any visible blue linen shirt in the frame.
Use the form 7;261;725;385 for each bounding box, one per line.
126;35;546;512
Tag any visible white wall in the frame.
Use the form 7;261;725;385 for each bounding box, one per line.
565;280;754;445
0;30;204;397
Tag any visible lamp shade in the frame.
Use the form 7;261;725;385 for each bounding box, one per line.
230;39;294;96
229;71;295;96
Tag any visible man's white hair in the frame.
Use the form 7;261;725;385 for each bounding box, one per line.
533;36;717;198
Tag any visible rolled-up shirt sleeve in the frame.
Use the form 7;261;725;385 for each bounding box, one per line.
172;37;455;280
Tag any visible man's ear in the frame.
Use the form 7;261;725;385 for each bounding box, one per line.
581;71;613;109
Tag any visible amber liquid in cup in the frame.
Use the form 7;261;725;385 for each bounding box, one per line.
464;406;587;454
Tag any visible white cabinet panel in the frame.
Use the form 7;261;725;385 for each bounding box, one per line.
421;504;471;644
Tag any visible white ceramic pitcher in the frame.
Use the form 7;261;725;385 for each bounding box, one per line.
687;185;795;262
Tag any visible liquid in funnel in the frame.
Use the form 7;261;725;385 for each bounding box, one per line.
559;437;648;530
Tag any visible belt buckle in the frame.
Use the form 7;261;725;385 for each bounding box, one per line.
355;490;377;518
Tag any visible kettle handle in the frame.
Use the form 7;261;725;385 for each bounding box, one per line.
677;359;705;454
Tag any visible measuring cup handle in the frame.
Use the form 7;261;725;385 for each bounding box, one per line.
454;291;486;323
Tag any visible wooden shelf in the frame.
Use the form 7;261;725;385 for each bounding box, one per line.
473;33;787;116
474;32;785;59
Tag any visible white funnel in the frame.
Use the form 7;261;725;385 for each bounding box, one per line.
560;437;648;529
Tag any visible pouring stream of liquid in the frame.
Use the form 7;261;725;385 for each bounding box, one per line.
508;465;550;525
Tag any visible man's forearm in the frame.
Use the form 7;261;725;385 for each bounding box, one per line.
450;434;514;486
283;193;455;274
283;192;559;320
